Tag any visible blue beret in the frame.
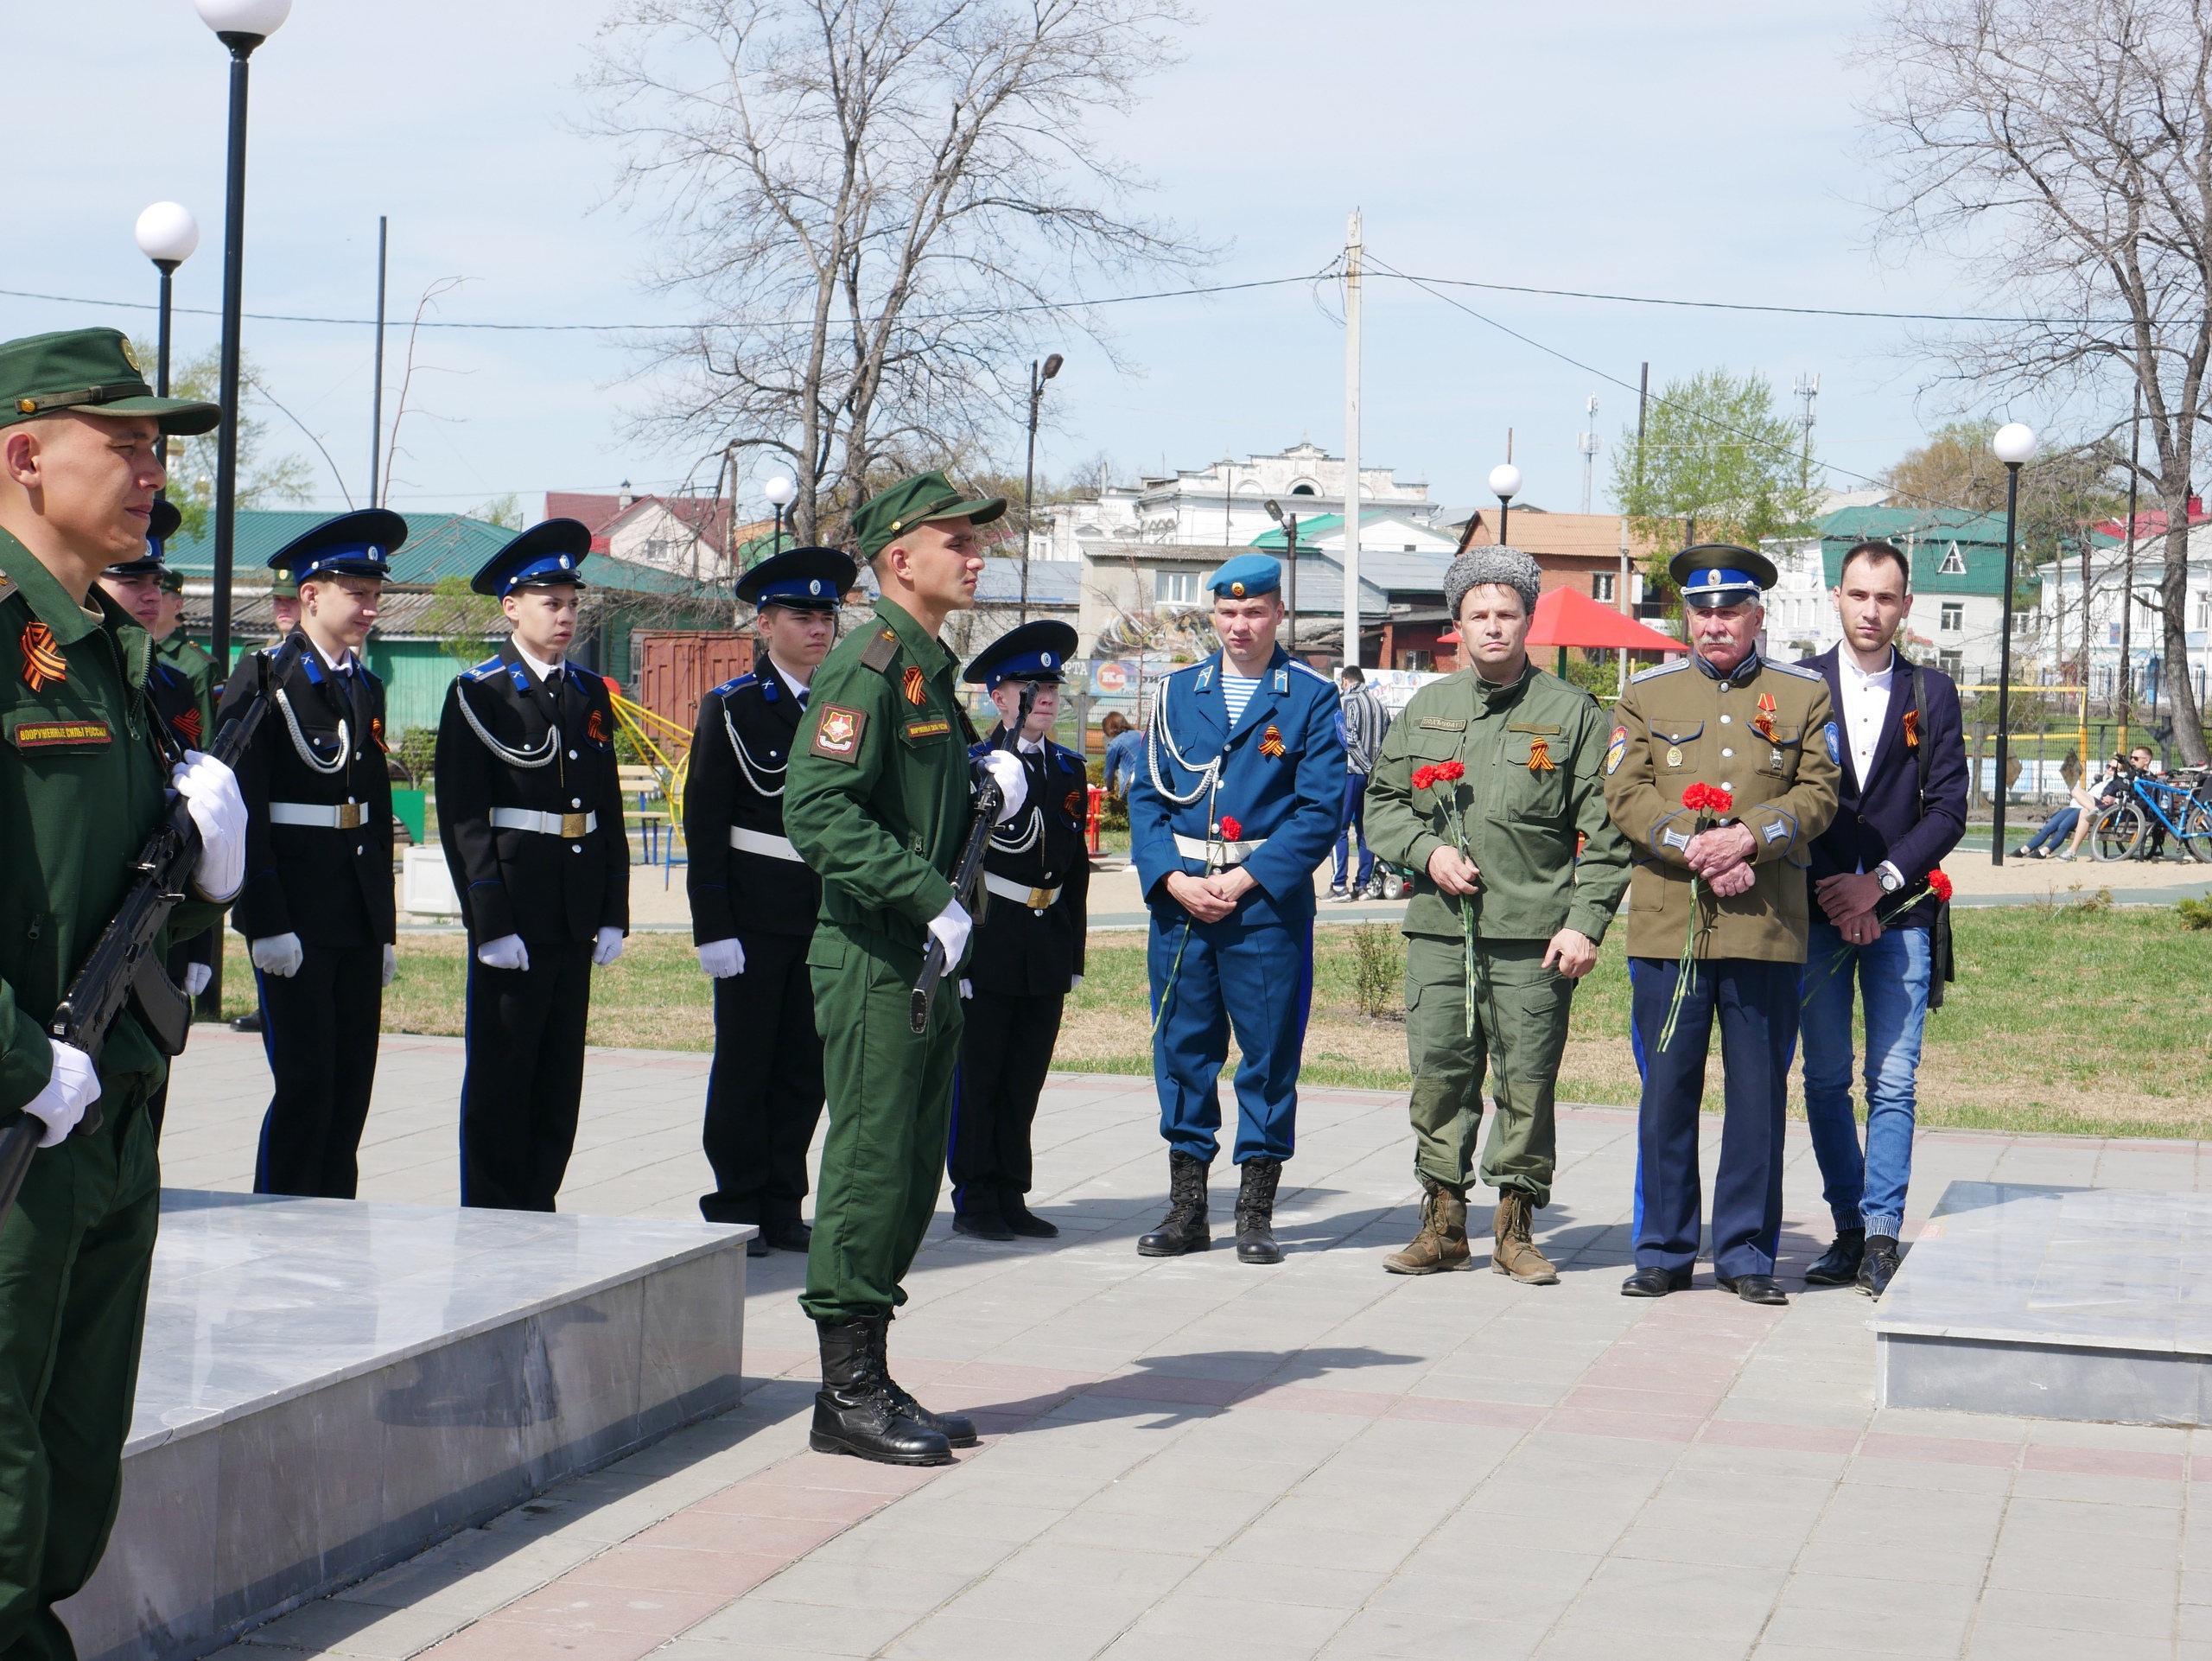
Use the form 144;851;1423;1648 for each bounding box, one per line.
963;620;1079;688
1206;553;1283;600
472;519;591;597
267;507;407;584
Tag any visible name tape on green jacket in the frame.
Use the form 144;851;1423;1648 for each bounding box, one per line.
7;714;111;751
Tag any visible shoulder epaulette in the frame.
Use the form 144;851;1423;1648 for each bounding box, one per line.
1287;659;1332;685
463;654;505;682
712;672;756;699
1761;659;1821;683
568;663;606;692
1632;659;1688;684
0;580;17;608
858;626;901;675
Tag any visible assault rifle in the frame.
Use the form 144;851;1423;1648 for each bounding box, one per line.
0;637;304;1227
909;682;1037;1034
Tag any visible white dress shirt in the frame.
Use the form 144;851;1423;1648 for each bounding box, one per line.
1837;648;1903;886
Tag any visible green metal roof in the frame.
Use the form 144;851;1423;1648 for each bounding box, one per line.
162;510;712;595
1248;507;1432;550
1816;505;2010;596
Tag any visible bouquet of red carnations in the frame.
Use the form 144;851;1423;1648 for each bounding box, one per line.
1657;783;1734;1053
1413;760;1476;1034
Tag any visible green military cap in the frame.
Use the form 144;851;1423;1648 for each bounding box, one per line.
851;468;1005;561
0;328;220;435
157;566;185;594
270;573;299;600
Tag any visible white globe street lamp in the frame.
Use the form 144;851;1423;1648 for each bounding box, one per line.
1989;421;2038;866
1489;461;1524;544
134;202;199;398
762;474;797;552
193;0;292;38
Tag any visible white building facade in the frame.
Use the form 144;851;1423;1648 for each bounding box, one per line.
2036;526;2212;712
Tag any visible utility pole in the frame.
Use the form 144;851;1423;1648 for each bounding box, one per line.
2120;385;2142;753
369;215;387;508
1343;208;1363;670
1793;372;1820;492
1579;393;1599;515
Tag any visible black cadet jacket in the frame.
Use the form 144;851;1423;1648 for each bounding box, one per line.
965;726;1090;998
435;641;630;945
684;664;823;942
219;632;397;950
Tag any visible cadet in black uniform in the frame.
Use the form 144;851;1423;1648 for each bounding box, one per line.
219;511;403;1197
951;620;1090;1241
435;520;630;1212
686;545;857;1253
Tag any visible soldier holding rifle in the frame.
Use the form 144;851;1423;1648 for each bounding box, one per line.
784;470;1027;1467
0;328;247;1659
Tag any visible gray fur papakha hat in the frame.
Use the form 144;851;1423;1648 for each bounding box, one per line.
1444;544;1541;618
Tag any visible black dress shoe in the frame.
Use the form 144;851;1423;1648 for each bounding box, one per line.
1857;1235;1901;1297
1717;1273;1789;1306
745;1232;771;1258
1804;1228;1866;1287
1002;1204;1059;1239
1621;1267;1692;1297
763;1218;813;1253
952;1212;1014;1242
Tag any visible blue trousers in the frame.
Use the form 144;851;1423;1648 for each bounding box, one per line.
2022;806;2080;854
1332;773;1375;890
1628;955;1798;1280
1147;906;1313;1165
1801;920;1931;1238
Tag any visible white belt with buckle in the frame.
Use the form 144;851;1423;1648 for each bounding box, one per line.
983;870;1061;911
270;801;367;830
492;807;597;837
729;826;802;862
1173;832;1267;866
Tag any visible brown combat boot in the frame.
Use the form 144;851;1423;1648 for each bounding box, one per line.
1383;1175;1471;1275
1491;1188;1560;1284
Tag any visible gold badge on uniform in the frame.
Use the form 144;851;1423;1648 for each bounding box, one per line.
120;338;142;373
1664;745;1681;768
20;622;65;692
1259;723;1286;758
901;665;927;706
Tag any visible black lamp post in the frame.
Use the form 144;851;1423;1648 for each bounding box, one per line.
1020;353;1064;624
1489;461;1522;546
1264;498;1299;655
1990;421;2038;865
195;0;291;683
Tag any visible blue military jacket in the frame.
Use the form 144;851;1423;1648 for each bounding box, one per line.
1128;646;1345;926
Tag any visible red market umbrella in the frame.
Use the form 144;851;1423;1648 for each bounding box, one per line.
1524;586;1684;652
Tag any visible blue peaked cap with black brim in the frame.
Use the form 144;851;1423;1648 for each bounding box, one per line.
735;545;855;612
963;620;1079;688
471;519;592;597
1669;543;1778;610
267;507;409;584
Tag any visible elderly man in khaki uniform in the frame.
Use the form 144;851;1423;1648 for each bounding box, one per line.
1604;545;1839;1306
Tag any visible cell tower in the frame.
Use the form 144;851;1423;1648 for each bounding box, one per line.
1579;393;1600;515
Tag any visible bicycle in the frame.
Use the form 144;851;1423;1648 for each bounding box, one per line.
2088;760;2212;862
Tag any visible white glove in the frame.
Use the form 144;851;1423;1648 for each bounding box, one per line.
477;933;530;971
959;978;973;1000
1070;974;1083;993
382;944;397;987
174;749;247;901
24;1040;99;1149
698;938;745;977
182;963;213;998
593;926;626;967
980;750;1028;824
251;932;304;977
927;898;971;966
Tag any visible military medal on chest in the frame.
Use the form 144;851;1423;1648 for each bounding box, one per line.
1665;744;1681;768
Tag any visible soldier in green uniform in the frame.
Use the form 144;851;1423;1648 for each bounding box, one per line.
0;328;245;1660
784;469;1029;1467
1365;547;1630;1282
153;563;219;720
1604;545;1840;1305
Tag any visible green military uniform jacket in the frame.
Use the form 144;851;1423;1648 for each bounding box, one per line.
1366;663;1630;945
1602;652;1840;963
785;597;976;957
0;530;224;1116
156;632;219;734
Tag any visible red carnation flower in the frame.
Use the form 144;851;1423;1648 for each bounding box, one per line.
1435;760;1466;782
1681;783;1711;811
1217;815;1243;841
1411;765;1438;791
1928;869;1954;902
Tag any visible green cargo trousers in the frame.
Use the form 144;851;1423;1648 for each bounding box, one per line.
801;922;963;1327
0;1098;159;1661
1404;934;1573;1208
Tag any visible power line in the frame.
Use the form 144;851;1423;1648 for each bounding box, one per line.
1367;269;2126;328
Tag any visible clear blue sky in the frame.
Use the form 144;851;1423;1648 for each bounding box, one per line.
0;2;2028;527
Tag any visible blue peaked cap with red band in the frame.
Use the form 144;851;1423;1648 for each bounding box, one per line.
472;519;591;597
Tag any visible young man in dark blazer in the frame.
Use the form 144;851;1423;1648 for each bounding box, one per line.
1797;540;1967;1295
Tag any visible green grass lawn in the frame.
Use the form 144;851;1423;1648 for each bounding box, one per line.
219;895;2212;1141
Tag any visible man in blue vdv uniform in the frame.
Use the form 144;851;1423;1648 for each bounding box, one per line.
1128;553;1345;1264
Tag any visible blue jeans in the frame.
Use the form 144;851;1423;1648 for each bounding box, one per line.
2023;806;2079;854
1801;920;1932;1238
1333;772;1374;889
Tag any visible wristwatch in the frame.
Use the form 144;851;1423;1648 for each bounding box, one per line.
1876;862;1904;894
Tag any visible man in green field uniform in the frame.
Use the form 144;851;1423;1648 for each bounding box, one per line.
0;328;245;1661
784;469;1030;1467
153;563;219;721
1365;546;1630;1282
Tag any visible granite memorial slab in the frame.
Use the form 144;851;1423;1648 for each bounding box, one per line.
1872;1180;2212;1426
57;1191;749;1661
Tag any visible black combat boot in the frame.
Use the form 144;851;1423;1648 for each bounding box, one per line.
1804;1228;1866;1287
867;1315;977;1448
1137;1150;1211;1257
1235;1156;1284;1265
809;1320;954;1466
